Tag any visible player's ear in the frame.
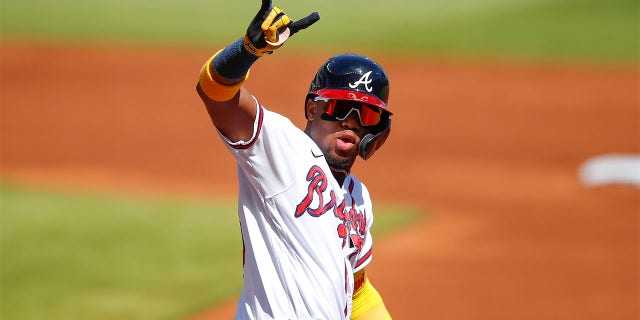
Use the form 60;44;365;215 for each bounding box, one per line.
305;98;317;120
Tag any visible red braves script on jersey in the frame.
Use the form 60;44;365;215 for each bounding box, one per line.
295;165;368;252
217;97;376;319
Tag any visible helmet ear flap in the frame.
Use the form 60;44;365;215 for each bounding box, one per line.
359;119;391;160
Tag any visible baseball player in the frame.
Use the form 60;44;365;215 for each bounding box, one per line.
196;1;392;319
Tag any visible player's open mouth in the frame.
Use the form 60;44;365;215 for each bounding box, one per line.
335;132;357;154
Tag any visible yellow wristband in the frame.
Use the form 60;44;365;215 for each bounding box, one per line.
198;49;250;101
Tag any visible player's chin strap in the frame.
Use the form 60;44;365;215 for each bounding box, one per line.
359;118;391;160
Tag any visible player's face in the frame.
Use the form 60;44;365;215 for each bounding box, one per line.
305;99;366;171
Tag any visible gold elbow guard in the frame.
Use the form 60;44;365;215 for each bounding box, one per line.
198;49;249;101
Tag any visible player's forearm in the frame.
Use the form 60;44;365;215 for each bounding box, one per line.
196;38;261;143
197;39;258;102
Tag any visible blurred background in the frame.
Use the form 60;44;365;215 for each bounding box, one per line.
1;0;638;319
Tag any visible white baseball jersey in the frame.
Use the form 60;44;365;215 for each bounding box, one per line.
217;97;374;319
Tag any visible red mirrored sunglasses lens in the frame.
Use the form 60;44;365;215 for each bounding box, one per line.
358;103;383;126
325;100;382;126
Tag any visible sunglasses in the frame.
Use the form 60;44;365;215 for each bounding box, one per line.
315;97;383;127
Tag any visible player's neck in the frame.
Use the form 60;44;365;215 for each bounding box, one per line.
330;167;349;186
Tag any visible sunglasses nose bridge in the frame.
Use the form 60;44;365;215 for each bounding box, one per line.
338;108;364;126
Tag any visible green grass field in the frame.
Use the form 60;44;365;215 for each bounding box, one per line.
1;0;638;62
0;183;421;320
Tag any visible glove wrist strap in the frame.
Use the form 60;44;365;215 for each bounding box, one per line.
243;35;266;57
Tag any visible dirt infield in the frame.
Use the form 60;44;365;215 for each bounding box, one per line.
1;43;638;320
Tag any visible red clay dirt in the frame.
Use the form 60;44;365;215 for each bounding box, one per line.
1;43;639;320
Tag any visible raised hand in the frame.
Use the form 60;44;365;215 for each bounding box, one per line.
243;0;320;56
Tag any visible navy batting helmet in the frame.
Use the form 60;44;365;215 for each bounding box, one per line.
306;53;391;114
306;54;392;160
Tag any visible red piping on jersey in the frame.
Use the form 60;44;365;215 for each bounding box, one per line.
355;248;372;269
229;104;264;150
344;263;349;317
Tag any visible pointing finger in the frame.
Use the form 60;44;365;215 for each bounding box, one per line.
289;12;320;35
